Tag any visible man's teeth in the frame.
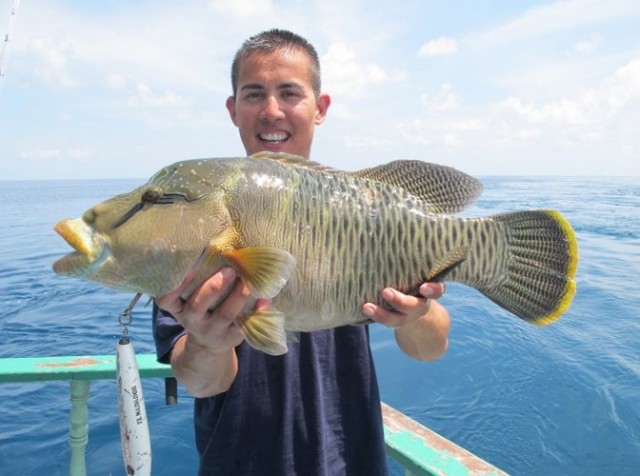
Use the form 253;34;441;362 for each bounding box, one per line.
260;132;288;142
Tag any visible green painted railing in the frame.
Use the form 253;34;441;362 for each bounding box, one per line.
0;355;507;476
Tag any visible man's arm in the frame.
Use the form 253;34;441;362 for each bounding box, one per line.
169;335;238;398
363;283;450;361
155;268;251;398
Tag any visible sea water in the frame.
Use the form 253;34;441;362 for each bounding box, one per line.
0;176;638;475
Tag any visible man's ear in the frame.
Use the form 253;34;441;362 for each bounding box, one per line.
226;96;239;126
315;94;331;125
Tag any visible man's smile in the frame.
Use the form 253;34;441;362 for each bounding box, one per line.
259;132;290;144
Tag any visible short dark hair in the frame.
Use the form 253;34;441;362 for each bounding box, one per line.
230;29;322;98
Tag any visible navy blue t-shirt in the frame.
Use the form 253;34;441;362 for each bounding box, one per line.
153;305;388;476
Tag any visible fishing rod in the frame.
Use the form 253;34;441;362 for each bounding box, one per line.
0;0;21;100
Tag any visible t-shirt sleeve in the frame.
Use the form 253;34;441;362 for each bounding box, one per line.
152;301;187;364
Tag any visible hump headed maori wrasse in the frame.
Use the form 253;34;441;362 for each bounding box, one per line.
53;152;578;355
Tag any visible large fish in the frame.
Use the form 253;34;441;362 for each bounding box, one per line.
53;152;578;355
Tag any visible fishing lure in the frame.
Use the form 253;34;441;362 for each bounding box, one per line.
117;294;151;475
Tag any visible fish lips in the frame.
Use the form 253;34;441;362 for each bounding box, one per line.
53;218;106;276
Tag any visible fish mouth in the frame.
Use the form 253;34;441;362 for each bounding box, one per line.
53;218;105;275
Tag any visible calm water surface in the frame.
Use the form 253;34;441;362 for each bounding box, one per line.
0;176;638;475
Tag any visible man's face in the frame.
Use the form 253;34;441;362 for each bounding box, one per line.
226;50;330;159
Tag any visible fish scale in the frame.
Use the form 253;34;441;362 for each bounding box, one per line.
231;162;509;328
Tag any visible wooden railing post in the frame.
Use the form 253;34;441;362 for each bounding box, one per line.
69;379;90;476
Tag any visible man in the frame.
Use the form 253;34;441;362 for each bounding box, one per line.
154;29;450;475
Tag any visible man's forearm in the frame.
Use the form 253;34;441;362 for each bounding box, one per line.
170;334;238;398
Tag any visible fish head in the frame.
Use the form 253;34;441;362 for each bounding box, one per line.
53;161;232;296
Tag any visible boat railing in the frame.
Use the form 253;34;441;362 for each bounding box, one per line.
0;354;507;476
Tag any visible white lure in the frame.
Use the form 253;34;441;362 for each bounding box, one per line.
117;337;151;476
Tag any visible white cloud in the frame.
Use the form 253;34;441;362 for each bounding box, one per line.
19;149;62;160
344;134;395;149
472;0;640;47
399;57;640;153
397;116;485;148
20;147;92;161
106;73;127;90
574;35;603;55
322;42;405;101
499;57;640;133
420;83;459;112
10;2;232;94
208;0;276;21
28;35;77;87
127;83;191;109
417;37;458;57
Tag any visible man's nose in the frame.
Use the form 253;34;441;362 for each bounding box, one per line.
260;96;285;121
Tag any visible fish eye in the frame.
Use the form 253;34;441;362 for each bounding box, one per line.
142;186;163;203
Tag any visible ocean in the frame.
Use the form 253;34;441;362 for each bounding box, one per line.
0;176;639;475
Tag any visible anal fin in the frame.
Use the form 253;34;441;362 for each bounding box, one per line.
238;306;288;355
427;246;468;282
403;246;468;299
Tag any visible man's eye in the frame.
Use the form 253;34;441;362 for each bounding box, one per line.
245;92;263;100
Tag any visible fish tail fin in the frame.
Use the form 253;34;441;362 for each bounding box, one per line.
238;306;288;355
473;210;578;325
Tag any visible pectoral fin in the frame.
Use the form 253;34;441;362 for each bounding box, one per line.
226;247;296;298
238;306;288;355
187;229;295;300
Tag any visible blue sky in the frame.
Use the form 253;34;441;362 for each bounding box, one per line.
1;0;639;180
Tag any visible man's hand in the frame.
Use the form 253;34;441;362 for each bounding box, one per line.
157;268;249;354
363;283;450;361
156;267;253;397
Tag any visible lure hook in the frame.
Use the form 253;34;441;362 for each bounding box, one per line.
118;293;143;336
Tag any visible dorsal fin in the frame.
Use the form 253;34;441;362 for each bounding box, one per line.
250;151;339;174
250;152;483;214
351;160;483;214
